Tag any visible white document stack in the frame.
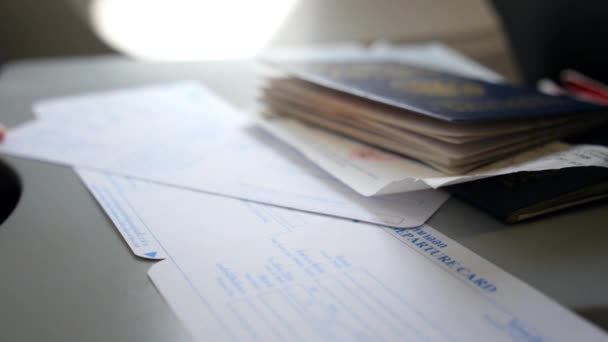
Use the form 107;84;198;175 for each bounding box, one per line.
1;81;447;228
0;43;606;341
77;168;608;342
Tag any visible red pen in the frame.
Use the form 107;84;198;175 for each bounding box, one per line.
566;87;608;105
561;69;608;102
537;77;608;105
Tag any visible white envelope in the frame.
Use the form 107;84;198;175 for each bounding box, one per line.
259;117;608;196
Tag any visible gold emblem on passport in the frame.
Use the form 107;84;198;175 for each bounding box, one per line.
391;79;485;97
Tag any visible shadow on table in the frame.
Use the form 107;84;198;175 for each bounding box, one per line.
578;306;608;332
0;158;21;225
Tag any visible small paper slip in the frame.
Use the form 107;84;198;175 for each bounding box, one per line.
1;82;447;227
76;169;166;259
74;168;606;341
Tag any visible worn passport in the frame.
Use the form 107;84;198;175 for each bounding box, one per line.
263;61;607;173
446;129;608;222
271;61;602;122
447;167;608;223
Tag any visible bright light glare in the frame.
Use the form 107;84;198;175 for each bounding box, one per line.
90;0;297;60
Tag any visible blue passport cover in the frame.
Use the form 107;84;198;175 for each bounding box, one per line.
447;131;608;223
276;61;603;122
447;167;608;223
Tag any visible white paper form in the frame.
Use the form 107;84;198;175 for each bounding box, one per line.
262;42;504;83
0;82;448;227
81;169;607;341
5;82;242;179
366;41;505;82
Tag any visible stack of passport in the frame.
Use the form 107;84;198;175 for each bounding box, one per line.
261;61;607;175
